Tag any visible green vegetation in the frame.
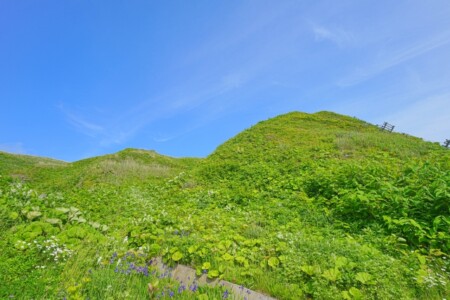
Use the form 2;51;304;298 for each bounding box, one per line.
1;111;449;299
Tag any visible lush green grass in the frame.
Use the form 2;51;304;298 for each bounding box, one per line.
1;111;449;299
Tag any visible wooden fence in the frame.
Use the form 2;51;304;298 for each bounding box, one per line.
444;139;450;148
379;122;395;132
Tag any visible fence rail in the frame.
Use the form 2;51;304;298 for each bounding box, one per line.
379;122;395;132
444;139;450;148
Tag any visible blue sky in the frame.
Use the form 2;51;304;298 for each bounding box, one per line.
1;1;450;161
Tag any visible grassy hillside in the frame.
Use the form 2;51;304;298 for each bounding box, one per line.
1;148;199;189
1;111;449;299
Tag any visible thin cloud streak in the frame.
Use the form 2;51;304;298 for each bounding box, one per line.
59;104;104;137
338;31;450;87
59;71;248;149
180;1;297;68
153;136;174;143
97;3;309;148
385;92;450;143
312;24;354;48
53;1;450;158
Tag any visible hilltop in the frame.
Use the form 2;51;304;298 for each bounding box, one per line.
1;111;449;299
1;148;199;190
211;111;439;161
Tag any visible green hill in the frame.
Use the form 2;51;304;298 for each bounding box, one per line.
211;111;439;160
1;111;449;299
1;148;199;190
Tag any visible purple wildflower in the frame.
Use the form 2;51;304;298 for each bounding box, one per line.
110;252;117;263
189;283;198;292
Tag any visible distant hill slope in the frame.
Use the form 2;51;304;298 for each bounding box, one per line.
0;151;67;185
0;151;67;171
0;148;199;190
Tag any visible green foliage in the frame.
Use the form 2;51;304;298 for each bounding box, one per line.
1;111;450;299
354;272;374;285
268;257;280;269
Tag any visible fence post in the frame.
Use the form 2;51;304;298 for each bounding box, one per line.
444;139;450;148
379;122;395;132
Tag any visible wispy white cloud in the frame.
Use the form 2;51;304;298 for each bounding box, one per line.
87;4;302;149
67;114;103;135
312;24;354;48
58;70;247;150
59;104;104;137
180;1;298;67
116;79;239;147
338;31;450;87
0;142;26;154
221;73;246;90
59;103;134;151
384;92;450;143
153;135;174;143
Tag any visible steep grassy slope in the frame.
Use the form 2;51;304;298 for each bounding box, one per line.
1;111;449;300
209;111;439;162
198;111;443;198
201;112;449;246
191;111;450;298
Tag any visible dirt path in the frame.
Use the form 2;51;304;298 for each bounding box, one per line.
150;257;277;300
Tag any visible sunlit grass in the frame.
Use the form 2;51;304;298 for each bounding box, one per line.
1;111;449;299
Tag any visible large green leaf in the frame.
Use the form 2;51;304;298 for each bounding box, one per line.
322;268;341;282
202;262;211;270
301;265;316;276
355;272;374;285
268;257;280;269
171;251;183;262
222;253;234;261
26;211;42;220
